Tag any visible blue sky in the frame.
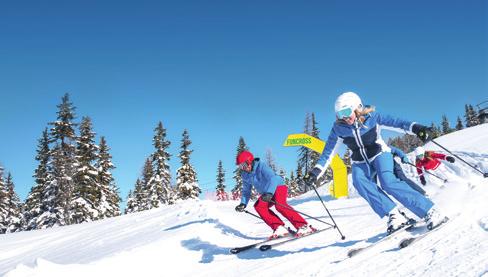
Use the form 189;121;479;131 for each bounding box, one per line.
0;0;487;206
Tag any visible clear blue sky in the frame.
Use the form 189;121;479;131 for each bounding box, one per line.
1;1;487;206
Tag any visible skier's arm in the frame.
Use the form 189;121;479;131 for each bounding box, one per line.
430;152;447;160
260;163;280;194
389;146;406;159
375;112;416;134
240;176;252;206
313;127;343;179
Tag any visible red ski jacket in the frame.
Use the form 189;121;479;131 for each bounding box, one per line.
416;151;447;176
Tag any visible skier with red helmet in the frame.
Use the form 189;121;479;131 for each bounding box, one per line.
235;150;315;239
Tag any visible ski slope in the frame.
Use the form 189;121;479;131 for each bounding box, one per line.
1;124;488;277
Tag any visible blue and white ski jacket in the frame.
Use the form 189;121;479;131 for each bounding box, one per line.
313;112;416;179
240;159;283;205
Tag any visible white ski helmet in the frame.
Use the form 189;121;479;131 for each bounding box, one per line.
414;146;425;157
334;91;363;114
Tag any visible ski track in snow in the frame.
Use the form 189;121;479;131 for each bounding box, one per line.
1;124;488;277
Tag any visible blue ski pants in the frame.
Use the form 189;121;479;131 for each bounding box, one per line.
352;152;433;219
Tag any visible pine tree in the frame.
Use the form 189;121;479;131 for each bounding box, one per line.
39;93;78;228
287;171;300;197
72;116;99;224
231;137;249;200
456;116;464;131
4;173;23;233
298;112;321;192
124;190;137;214
140;158;154;210
430;122;441;139
441;115;452;135
343;150;352;174
465;104;480;127
24;128;51;230
175;130;200;200
96;136;120;218
0;167;8;233
215;160;228;201
310;112;321;165
149;122;173;207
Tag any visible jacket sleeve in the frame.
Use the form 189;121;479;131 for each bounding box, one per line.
375;112;416;135
260;163;280;194
430;152;447;160
240;175;252;205
313;127;343;179
389;146;406;159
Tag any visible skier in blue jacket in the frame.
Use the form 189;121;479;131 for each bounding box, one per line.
388;146;427;196
235;151;315;238
305;92;446;232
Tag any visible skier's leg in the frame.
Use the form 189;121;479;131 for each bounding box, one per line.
352;163;396;218
393;161;426;195
375;152;433;218
273;185;307;229
254;198;285;230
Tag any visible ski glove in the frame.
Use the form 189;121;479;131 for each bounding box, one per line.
420;175;426;186
260;193;274;203
446;156;455;163
235;203;246;212
484;172;488;178
304;167;321;187
412;124;434;142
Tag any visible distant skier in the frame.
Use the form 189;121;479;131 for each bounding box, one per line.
305;91;447;232
389;146;427;196
414;146;455;186
234;150;315;239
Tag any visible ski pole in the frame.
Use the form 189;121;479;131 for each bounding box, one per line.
405;162;448;183
244;210;262;220
269;199;335;228
430;140;488;177
311;184;346;240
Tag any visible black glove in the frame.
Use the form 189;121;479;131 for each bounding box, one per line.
235;203;246;212
484;172;488;178
420;175;426;186
260;193;273;203
446;156;455;163
412;124;434;142
304;167;321;187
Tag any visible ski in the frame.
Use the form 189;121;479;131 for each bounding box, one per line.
399;217;449;249
347;222;416;258
229;230;295;254
259;227;333;251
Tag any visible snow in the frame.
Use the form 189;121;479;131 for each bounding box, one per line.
2;125;488;276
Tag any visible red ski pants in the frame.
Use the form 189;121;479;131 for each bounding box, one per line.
254;185;307;230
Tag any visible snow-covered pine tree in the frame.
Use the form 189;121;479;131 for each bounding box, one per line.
287;171;300;197
39;93;78;228
0;166;8;234
430;122;441;139
140;158;154;210
4;173;23;233
175;130;200;200
72;116;99;224
465;104;480;127
456;116;464;131
124;190;137;214
231;137;249;200
149;122;173;207
298;113;312;191
215;160;228;201
441;115;452;135
310;112;321;165
24;128;51;230
96;136;120;218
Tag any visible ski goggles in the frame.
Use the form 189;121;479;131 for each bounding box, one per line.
336;107;354;119
416;154;424;159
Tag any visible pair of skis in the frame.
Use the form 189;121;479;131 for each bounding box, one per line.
230;227;331;254
347;217;449;258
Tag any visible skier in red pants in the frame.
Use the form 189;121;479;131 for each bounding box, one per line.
234;151;315;239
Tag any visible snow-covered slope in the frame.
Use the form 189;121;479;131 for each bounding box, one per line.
2;125;488;277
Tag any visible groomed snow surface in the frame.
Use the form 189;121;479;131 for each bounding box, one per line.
2;124;488;277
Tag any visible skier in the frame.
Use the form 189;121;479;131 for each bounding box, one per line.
305;91;446;232
414;146;455;186
234;150;315;238
389;146;427;196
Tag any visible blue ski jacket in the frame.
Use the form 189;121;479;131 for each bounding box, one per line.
240;159;283;205
313;111;416;178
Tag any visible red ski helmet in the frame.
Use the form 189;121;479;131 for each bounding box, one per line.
236;151;254;165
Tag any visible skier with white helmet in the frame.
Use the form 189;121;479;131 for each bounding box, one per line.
305;91;447;232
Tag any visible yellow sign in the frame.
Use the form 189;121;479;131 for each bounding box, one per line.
283;133;348;198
